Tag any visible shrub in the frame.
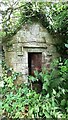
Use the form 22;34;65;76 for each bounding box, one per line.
0;59;68;119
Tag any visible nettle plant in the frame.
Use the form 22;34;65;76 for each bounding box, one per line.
0;59;68;119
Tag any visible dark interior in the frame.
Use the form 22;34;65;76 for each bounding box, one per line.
28;52;42;75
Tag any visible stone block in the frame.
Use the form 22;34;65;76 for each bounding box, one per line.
5;52;17;66
17;52;23;56
14;75;25;85
3;22;61;83
47;45;57;53
6;46;14;52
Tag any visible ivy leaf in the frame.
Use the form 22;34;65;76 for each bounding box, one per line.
46;93;49;98
53;89;56;95
15;111;21;118
61;99;66;106
0;81;4;87
0;101;3;109
35;105;39;113
65;44;68;48
45;111;51;118
42;83;48;91
29;108;34;115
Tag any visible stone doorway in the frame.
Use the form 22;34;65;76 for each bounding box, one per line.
28;52;42;76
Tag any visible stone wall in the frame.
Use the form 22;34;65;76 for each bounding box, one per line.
4;22;60;82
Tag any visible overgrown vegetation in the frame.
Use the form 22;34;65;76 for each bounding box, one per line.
0;1;68;54
0;1;68;119
0;59;68;119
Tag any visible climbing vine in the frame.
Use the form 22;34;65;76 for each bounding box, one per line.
0;1;68;53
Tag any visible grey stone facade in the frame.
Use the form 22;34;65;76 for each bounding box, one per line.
3;22;60;82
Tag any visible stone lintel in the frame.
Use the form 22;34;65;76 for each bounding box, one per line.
23;42;47;48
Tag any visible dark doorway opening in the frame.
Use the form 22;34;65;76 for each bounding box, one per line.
28;52;42;93
28;53;42;76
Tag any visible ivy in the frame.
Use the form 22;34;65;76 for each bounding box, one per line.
0;1;67;54
1;2;67;37
0;59;68;118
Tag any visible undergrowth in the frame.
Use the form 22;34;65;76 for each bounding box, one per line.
0;59;68;119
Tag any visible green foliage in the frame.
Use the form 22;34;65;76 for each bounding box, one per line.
48;3;68;33
65;44;68;48
0;1;67;54
1;2;67;37
1;59;68;118
45;2;68;54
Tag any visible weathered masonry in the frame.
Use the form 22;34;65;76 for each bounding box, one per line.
3;22;61;82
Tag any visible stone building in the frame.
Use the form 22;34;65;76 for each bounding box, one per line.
2;22;61;82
